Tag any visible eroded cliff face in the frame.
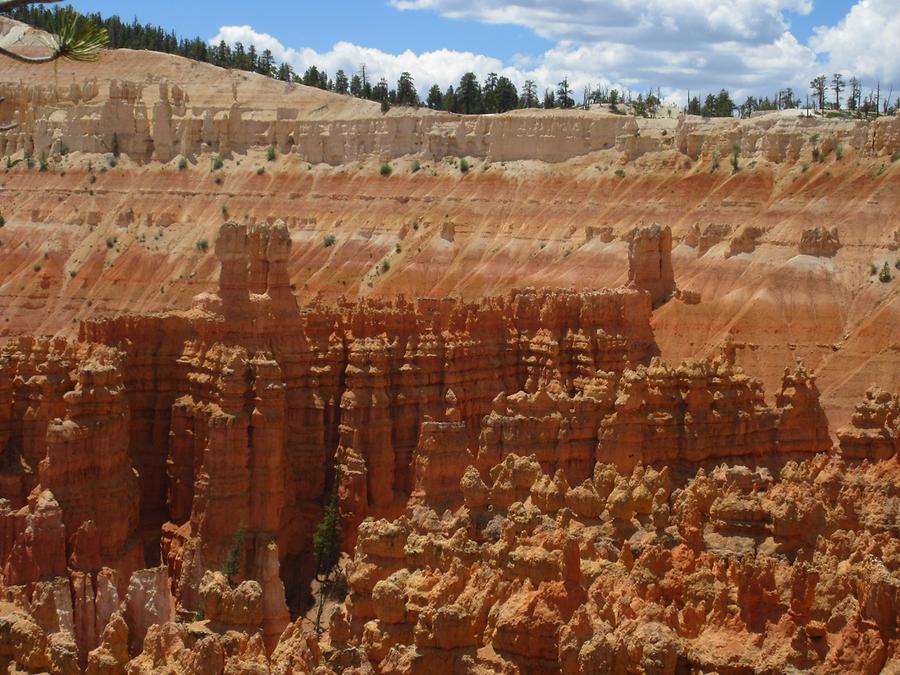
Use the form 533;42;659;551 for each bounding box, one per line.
1;219;894;673
3;62;899;167
0;219;654;667
2;51;899;432
1;32;898;674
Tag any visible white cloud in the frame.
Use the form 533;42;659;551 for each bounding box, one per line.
810;0;900;86
211;0;898;107
211;25;522;96
389;0;813;45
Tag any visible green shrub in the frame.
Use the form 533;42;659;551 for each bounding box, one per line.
332;573;348;601
266;145;276;162
730;143;740;172
106;237;117;249
111;133;119;158
395;243;401;253
711;149;720;172
380;259;390;273
380;163;392;177
879;262;893;283
69;269;77;278
802;162;809;172
38;152;48;172
256;166;265;175
196;239;209;252
614;169;626;178
221;525;246;587
212;155;224;171
895;259;900;270
459;158;470;173
0;215;5;227
177;156;188;170
411;159;421;173
892;151;900;163
323;234;336;248
834;142;843;160
313;491;341;578
59;143;69;156
33;264;41;272
869;263;878;276
381;99;391;114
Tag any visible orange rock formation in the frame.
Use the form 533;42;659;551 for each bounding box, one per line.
0;21;898;674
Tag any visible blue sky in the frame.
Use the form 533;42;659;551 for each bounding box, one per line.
67;1;898;103
69;1;554;59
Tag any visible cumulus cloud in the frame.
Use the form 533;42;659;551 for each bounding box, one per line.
810;0;900;86
211;25;524;95
211;0;898;107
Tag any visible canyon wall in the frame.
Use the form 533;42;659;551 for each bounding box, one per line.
1;44;899;434
0;28;898;673
0;219;896;673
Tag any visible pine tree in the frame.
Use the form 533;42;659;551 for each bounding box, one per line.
521;80;538;108
372;77;389;102
334;69;349;95
457;72;482;114
495;76;519;112
609;89;620;112
257;48;275;77
302;65;321;87
426;84;443;110
482;72;499;113
396;72;418;106
221;525;246;588
556;76;574;108
275;63;294;82
714;89;735;117
442;85;457;113
349;74;362;97
312;469;343;633
543;88;555;109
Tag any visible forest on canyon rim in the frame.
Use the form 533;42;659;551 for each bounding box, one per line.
0;4;897;674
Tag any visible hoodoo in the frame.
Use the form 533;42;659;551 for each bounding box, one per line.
0;8;898;674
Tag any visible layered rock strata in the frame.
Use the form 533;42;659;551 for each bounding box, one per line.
3;65;899;166
0;218;893;673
